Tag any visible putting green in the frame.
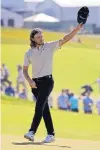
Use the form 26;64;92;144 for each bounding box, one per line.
1;135;100;150
1;96;100;141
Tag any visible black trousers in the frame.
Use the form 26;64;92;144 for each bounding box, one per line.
29;75;55;135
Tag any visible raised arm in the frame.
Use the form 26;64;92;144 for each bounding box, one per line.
59;24;83;47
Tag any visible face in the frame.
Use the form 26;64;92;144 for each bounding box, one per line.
23;89;25;92
32;32;44;45
85;92;90;97
65;90;69;94
2;64;5;68
9;82;12;87
62;90;66;95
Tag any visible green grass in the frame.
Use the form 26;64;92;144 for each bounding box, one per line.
1;96;100;141
1;28;100;94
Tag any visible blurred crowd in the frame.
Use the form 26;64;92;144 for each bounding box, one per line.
0;64;100;115
0;64;27;99
57;88;100;115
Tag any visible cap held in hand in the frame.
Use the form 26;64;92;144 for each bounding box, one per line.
77;6;89;24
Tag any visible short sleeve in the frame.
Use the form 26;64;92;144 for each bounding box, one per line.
46;40;61;52
23;52;30;67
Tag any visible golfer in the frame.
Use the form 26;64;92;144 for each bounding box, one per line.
23;24;83;142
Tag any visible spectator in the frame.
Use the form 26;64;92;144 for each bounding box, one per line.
69;93;79;112
92;73;100;94
16;65;27;97
81;84;93;96
57;89;68;110
0;67;3;91
0;67;4;80
96;98;100;115
19;89;27;100
65;89;73;99
1;64;11;89
96;77;100;94
5;82;15;96
65;89;73;110
77;37;81;43
48;95;53;108
33;94;37;102
83;93;93;114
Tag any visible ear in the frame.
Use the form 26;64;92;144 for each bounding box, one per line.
31;38;34;41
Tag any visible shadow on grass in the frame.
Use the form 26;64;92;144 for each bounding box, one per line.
12;141;71;148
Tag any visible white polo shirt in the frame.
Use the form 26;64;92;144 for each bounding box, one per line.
23;41;60;78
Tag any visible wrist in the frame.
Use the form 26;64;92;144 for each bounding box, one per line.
75;26;80;32
27;77;32;83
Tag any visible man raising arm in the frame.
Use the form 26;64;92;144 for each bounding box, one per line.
23;24;82;88
23;23;83;143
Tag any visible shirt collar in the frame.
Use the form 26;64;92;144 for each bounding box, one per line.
32;44;44;51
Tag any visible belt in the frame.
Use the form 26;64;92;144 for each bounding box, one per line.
32;75;52;81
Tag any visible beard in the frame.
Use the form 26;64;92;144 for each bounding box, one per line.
36;41;44;46
30;39;44;48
